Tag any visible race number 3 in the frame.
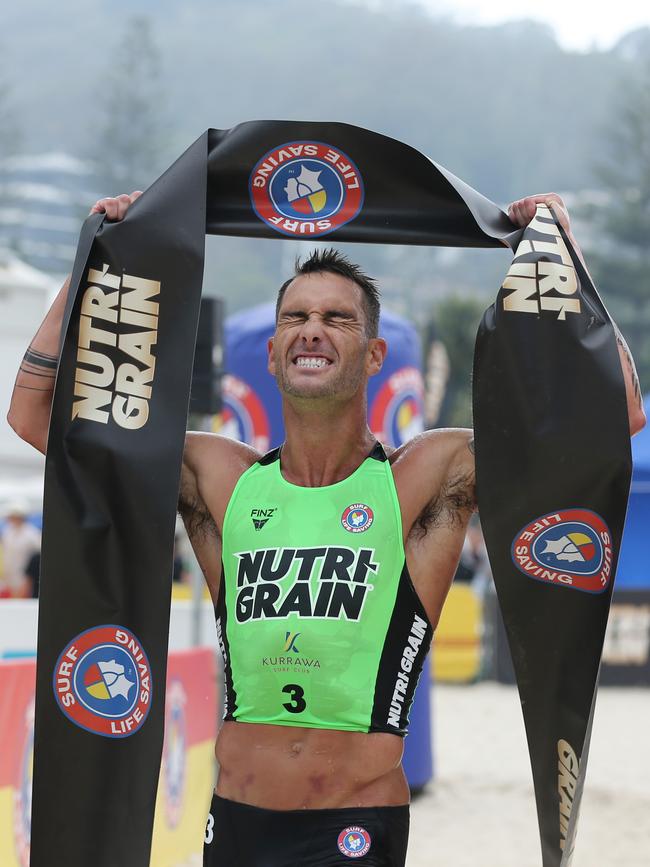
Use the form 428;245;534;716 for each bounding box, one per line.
282;683;306;713
205;812;215;845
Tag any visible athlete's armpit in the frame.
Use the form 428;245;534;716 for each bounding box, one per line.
178;484;219;544
410;469;476;540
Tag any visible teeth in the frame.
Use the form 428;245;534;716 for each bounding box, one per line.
296;357;329;368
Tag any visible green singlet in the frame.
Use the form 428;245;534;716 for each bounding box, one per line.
216;442;433;735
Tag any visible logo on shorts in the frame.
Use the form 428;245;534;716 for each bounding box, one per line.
53;625;152;737
511;509;613;593
337;825;372;858
249;141;364;237
341;504;374;533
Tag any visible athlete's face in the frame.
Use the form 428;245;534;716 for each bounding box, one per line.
268;272;386;402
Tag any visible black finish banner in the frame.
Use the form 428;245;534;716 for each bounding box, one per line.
473;206;632;865
32;121;629;867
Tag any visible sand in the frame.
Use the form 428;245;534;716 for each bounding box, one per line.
408;683;650;866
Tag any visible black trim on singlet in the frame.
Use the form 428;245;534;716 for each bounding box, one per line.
369;563;433;735
258;446;281;466
257;441;387;467
215;569;238;720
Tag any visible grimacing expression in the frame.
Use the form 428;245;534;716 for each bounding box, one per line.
268;272;385;401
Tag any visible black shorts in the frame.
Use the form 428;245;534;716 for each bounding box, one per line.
203;794;410;866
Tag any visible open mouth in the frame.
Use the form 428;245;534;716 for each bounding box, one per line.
293;356;332;369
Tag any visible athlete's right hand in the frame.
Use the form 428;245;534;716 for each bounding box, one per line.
89;191;143;221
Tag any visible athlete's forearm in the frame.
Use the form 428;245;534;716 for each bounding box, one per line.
7;275;72;454
612;326;646;436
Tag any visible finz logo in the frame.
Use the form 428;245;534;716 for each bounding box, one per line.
511;509;613;593
337;826;372;858
251;506;277;531
341;504;374;533
284;631;301;654
249;141;364;237
53;625;152;737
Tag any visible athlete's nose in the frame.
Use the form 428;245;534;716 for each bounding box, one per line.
299;314;324;345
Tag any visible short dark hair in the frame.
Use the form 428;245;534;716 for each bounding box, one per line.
275;248;381;338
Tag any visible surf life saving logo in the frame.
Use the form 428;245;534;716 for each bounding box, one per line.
337;825;372;858
13;697;34;867
53;625;152;737
249;141;364;237
216;374;270;452
369;366;425;447
162;678;187;828
511;509;613;593
341;503;374;534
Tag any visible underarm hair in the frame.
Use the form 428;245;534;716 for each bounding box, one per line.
411;470;476;540
17;347;58;391
178;488;219;543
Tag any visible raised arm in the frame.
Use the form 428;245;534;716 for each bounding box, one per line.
508;193;646;436
7;192;143;453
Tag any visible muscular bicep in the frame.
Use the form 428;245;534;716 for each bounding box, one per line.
178;460;221;604
178;461;222;602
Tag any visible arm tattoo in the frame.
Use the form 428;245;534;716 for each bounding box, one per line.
411;470;476;539
23;348;58;369
18;347;58;390
468;438;475;455
616;332;643;411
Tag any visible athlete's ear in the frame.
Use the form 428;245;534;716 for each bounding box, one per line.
267;336;276;375
366;337;387;377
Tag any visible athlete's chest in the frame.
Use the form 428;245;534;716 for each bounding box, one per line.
220;460;404;624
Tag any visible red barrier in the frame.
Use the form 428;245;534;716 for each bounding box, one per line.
0;648;218;867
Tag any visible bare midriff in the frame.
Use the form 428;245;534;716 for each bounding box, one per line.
215;720;409;810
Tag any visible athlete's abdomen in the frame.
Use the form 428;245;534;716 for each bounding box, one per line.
215;720;409;809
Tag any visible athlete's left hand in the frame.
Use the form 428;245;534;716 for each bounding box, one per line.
508;193;570;235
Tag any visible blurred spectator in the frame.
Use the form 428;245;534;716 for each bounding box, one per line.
0;502;41;598
172;532;190;584
453;514;492;596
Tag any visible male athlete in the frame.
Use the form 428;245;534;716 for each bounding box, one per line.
9;191;645;866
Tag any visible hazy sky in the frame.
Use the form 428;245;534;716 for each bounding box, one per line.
418;0;649;51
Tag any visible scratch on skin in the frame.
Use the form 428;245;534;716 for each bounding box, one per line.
308;774;327;794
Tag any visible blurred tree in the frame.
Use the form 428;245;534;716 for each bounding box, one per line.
91;16;171;195
0;71;21;159
584;59;650;392
430;294;487;429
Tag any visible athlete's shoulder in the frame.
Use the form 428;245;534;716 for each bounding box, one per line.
184;432;261;482
389;427;474;472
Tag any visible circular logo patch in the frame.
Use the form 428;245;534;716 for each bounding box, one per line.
369;366;425;446
337;825;372;858
216;374;270;452
511;509;613;593
53;625;152;737
341;504;374;533
250;141;364;237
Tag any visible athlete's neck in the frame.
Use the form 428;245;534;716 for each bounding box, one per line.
280;400;376;487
